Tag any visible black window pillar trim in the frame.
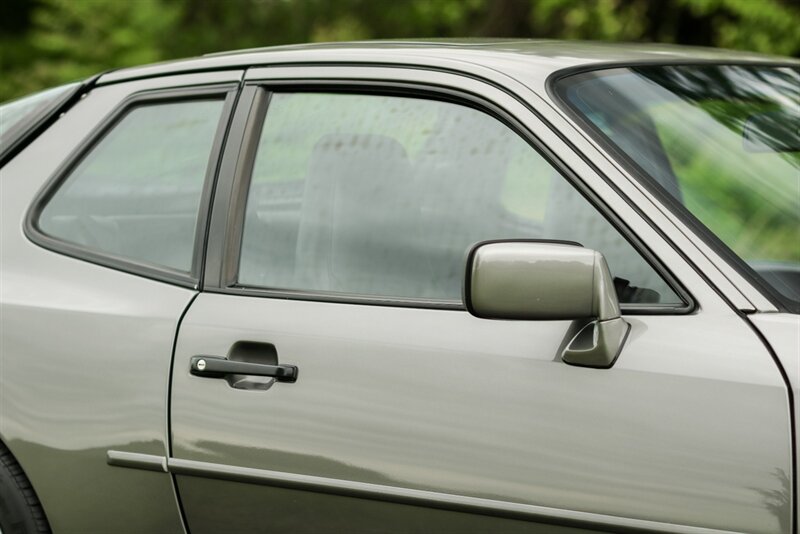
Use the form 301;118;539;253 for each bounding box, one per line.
201;76;695;315
24;83;241;289
202;84;263;291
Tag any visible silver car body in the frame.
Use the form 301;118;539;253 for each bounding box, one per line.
1;41;797;533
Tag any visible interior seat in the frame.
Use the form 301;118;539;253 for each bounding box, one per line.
294;133;429;297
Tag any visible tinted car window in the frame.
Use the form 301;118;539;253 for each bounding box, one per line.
238;92;681;305
39;99;224;273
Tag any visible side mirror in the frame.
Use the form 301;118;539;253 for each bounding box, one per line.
465;241;630;368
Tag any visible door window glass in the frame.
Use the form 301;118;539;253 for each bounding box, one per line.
238;92;681;305
39;99;224;273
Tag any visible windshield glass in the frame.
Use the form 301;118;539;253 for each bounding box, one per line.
556;65;800;310
0;82;81;154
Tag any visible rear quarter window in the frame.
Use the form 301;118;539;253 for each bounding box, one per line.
36;98;225;274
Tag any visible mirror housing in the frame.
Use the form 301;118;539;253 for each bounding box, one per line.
465;241;630;368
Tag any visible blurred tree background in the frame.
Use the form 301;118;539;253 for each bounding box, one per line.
2;0;799;102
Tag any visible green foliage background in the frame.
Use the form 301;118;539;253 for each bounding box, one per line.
2;0;800;101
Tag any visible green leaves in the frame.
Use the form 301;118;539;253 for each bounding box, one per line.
1;0;799;102
2;0;179;100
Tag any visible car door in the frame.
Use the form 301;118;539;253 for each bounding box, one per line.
169;66;792;533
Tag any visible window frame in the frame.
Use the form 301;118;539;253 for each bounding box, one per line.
24;83;239;289
205;78;694;314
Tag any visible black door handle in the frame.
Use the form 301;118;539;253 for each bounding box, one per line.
190;356;298;383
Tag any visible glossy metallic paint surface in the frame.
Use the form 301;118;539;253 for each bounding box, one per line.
99;40;797;87
171;294;791;533
172;62;791;532
0;71;241;533
177;476;596;534
469;243;599;320
468;242;630;369
750;312;800;512
161;456;738;534
560;316;630;369
0;42;794;534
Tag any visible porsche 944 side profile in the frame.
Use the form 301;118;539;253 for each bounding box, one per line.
1;40;798;534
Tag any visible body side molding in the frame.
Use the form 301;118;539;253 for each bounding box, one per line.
107;451;740;534
106;450;168;473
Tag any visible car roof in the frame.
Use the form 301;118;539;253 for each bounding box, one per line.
98;39;799;86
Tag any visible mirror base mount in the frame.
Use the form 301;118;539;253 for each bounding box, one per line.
561;318;630;369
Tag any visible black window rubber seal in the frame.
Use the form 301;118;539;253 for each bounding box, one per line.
23;82;240;290
207;78;694;314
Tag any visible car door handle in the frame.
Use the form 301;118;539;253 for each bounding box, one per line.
190;356;298;383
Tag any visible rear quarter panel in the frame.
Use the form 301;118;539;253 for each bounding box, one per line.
0;71;239;533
